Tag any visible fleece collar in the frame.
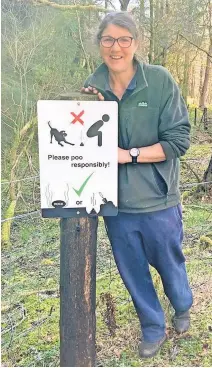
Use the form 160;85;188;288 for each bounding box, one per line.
105;67;137;92
89;61;148;94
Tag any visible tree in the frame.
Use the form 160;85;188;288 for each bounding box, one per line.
199;0;212;107
119;0;131;11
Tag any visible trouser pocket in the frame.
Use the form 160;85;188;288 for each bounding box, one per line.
173;204;183;227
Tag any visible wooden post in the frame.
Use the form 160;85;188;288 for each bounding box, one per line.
194;107;197;126
59;92;98;367
203;107;208;131
60;217;98;367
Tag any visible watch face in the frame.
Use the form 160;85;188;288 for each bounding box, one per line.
130;148;139;157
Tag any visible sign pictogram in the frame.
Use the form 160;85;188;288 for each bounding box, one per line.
70;110;84;125
37;100;118;217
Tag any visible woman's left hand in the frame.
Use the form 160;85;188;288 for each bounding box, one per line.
118;148;130;164
81;86;104;101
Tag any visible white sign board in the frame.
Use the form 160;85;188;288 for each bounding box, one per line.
37;100;118;217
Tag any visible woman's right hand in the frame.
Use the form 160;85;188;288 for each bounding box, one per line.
81;86;105;101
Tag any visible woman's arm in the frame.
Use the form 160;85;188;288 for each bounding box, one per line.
119;68;190;165
118;144;166;164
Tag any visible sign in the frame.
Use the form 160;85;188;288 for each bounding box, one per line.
37;100;118;217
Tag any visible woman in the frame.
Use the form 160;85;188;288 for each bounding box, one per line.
82;11;193;358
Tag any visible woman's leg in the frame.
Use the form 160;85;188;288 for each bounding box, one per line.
140;205;193;313
104;212;166;343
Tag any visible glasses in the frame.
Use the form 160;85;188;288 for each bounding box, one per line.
100;36;133;48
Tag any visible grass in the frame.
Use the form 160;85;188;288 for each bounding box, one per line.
95;209;212;367
1;206;212;367
1;108;212;366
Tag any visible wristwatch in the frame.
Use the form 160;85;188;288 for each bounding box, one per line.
129;148;140;164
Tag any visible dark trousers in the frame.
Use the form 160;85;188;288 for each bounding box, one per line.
104;205;193;342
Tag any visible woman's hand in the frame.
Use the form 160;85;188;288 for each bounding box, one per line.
118;148;131;164
81;86;104;101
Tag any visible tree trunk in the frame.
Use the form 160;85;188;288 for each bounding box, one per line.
160;0;164;16
182;51;190;103
155;0;159;20
161;48;167;66
165;0;169;14
1;118;36;248
203;154;212;183
154;0;160;63
148;0;154;64
199;38;212;108
119;0;131;11
139;0;145;41
190;66;195;98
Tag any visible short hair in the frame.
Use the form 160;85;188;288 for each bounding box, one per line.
96;11;138;44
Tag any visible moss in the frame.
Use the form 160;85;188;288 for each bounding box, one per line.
1;199;17;248
185;144;212;159
1;292;60;367
199;235;212;249
181;190;191;202
40;258;55;266
183;247;194;256
183;206;211;230
2;181;212;367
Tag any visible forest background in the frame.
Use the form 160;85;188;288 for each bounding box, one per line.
1;0;212;367
2;0;212;227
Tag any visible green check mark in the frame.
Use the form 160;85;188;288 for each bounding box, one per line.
72;172;94;197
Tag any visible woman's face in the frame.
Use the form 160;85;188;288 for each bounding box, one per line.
99;24;138;73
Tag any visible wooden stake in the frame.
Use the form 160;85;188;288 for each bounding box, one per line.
59;92;98;367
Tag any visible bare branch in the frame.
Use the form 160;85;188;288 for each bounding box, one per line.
181;161;202;183
107;0;116;10
179;33;212;60
73;0;91;74
32;0;108;12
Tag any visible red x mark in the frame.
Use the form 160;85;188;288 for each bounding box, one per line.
70;110;84;125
